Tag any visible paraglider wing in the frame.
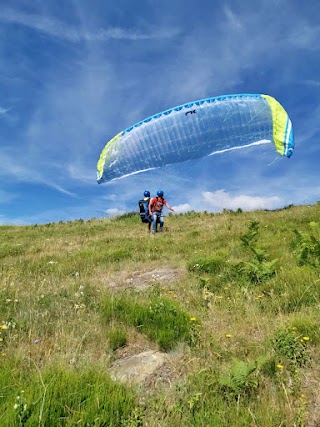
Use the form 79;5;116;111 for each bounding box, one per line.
97;94;294;183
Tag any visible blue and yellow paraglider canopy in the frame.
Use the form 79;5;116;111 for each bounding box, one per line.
97;93;294;183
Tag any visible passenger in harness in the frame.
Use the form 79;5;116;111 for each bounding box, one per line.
149;190;174;234
138;190;152;232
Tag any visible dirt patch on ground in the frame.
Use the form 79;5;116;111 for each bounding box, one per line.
303;369;320;427
107;267;184;292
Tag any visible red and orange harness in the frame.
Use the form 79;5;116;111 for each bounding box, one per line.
150;197;166;213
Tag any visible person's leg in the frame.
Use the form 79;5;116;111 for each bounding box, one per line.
159;213;164;231
152;213;157;233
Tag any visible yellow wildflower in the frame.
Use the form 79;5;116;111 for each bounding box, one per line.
190;317;197;322
302;336;310;341
225;334;232;338
276;364;284;370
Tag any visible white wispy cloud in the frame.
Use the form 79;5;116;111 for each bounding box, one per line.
299;79;320;87
288;25;320;50
0;106;11;115
102;194;118;202
0;189;17;204
0;7;178;42
223;6;244;31
1;0;319;225
0;151;76;196
0;215;26;226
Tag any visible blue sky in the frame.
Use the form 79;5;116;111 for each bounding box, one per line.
0;0;319;225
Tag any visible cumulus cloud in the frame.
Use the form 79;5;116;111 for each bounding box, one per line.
173;203;192;213
202;190;281;211
105;208;125;217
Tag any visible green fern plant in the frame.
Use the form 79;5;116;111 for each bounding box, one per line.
293;227;320;268
237;258;278;283
240;220;259;247
237;221;278;283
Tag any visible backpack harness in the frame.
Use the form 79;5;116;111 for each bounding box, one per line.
138;198;152;223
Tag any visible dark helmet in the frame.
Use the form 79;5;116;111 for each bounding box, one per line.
144;190;150;197
157;190;164;197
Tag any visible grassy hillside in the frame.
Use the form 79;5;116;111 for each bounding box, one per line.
1;203;319;426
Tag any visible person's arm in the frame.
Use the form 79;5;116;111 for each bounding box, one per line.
164;201;174;212
149;199;154;216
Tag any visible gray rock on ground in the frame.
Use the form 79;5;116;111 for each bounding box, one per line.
110;350;168;385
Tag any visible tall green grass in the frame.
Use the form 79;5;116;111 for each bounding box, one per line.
101;293;193;351
0;359;138;426
0;203;319;426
